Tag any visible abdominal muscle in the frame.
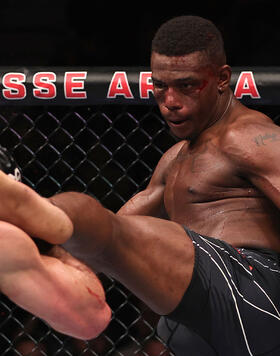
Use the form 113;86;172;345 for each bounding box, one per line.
168;196;280;252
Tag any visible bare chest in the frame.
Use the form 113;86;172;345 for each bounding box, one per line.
164;141;251;213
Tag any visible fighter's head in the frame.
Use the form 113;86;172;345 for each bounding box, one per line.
0;145;21;182
151;16;231;141
151;15;226;67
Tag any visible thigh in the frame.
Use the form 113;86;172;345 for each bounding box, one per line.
157;317;217;356
103;215;195;316
167;228;280;356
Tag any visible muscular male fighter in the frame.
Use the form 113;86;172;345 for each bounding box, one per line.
2;16;280;355
0;146;111;340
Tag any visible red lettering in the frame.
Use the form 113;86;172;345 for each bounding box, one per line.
139;72;153;99
2;73;26;100
64;72;87;99
33;72;56;99
107;72;134;99
234;71;260;99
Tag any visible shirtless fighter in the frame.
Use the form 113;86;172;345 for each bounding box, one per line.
1;15;280;355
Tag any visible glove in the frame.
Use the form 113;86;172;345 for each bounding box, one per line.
0;145;21;182
0;146;54;253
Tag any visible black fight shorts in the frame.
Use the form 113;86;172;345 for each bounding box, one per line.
157;227;280;356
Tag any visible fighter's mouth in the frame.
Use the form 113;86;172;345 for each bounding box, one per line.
168;119;187;125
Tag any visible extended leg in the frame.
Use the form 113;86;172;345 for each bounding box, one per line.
51;192;195;315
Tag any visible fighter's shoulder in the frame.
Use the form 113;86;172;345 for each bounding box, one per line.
161;140;188;162
220;109;278;157
149;140;187;185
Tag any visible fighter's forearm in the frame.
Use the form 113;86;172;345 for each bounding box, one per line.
39;252;111;339
117;186;169;219
49;192;116;266
47;245;107;300
0;222;111;339
0;171;73;244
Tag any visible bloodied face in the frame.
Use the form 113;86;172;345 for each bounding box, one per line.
151;51;222;140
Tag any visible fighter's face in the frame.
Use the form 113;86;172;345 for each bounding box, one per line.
151;51;220;140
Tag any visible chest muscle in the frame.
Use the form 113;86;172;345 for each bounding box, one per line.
164;141;253;214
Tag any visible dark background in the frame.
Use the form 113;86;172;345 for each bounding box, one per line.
0;0;279;67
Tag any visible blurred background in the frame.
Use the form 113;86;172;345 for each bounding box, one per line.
0;0;279;67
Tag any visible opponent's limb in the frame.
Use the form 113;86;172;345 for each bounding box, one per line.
0;140;184;242
0;170;73;244
0;221;111;339
51;192;195;315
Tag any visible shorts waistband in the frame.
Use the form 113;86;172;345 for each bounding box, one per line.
237;246;280;262
182;225;280;262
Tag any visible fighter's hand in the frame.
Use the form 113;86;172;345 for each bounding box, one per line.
0;146;73;245
0;170;73;244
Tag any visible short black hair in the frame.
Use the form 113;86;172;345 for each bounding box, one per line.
151;15;226;66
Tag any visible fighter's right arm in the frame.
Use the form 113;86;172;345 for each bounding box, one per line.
117;141;186;217
0;222;111;339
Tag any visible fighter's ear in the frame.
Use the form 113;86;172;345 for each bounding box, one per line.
217;65;232;93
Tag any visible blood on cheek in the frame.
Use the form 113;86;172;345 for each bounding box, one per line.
197;80;208;92
185;80;208;96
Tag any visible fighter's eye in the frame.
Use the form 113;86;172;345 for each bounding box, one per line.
180;83;192;89
152;80;166;90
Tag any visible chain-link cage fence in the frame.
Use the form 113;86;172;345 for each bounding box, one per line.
0;67;280;356
0;103;177;356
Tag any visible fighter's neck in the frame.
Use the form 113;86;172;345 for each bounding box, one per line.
188;90;234;145
206;90;233;131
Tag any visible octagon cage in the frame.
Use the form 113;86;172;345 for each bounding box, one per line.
0;67;279;356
